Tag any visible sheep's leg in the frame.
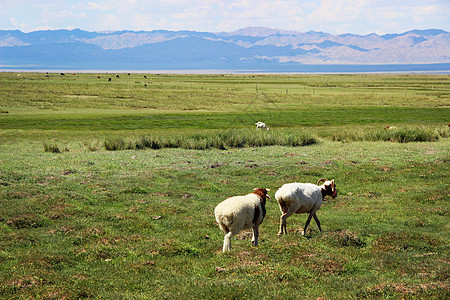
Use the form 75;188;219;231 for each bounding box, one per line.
278;214;286;235
223;232;233;252
313;212;322;232
252;225;259;246
223;228;241;252
302;213;314;235
278;210;295;236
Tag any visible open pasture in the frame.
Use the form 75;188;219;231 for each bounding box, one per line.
0;72;449;298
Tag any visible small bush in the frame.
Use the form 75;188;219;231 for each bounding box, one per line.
104;138;127;151
136;135;162;149
82;140;101;151
435;126;450;138
43;142;61;153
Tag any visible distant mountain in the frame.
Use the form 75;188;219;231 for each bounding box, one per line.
0;27;449;71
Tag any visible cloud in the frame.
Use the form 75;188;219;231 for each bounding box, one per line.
72;1;111;11
1;0;449;33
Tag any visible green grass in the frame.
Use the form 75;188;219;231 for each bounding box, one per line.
331;126;449;143
0;72;449;299
103;128;317;150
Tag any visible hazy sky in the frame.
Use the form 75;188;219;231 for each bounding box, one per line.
1;0;449;34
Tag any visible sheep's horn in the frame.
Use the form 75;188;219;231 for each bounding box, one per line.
317;178;327;185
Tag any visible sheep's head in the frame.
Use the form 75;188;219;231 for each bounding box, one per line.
253;188;272;202
317;179;337;199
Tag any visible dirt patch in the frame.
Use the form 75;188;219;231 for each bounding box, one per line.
205;163;225;169
235;231;253;240
380;166;393;172
63;95;98;98
6;214;48;229
323;230;366;248
364;282;449;296
371;232;442;253
245;163;259;168
310;258;344;275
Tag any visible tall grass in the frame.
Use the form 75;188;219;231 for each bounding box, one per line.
104;129;317;151
42;142;69;153
330;126;445;143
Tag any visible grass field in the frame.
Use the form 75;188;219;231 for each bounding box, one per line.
0;72;449;299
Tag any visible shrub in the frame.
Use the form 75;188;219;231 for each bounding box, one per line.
435;126;450;138
104;138;127;151
136;135;161;149
43;142;61;153
82;140;101;151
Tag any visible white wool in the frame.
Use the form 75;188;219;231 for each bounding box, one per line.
215;194;262;231
275;179;336;236
275;183;323;214
214;190;269;252
255;121;270;130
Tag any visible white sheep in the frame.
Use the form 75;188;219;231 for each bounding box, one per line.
275;179;337;236
214;188;271;252
255;121;270;131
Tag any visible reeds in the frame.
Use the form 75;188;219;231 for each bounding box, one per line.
330;126;445;143
104;128;317;151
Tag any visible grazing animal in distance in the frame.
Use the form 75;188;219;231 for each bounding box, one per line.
275;179;337;236
215;188;271;252
255;121;270;131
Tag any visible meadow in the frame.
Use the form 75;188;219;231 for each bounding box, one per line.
0;72;449;299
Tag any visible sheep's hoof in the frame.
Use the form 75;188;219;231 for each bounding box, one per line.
277;232;283;236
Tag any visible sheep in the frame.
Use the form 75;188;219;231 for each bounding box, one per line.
255;121;270;131
214;188;271;252
275;179;337;236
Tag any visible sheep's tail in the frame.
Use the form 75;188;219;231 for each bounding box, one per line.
216;212;234;227
275;191;288;213
274;190;283;203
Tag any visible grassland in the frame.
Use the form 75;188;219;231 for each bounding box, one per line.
0;72;449;299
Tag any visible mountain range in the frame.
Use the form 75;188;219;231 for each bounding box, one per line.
0;27;449;72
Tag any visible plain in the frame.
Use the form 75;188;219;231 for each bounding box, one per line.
0;72;449;299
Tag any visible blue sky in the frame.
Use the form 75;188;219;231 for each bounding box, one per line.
1;0;449;34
